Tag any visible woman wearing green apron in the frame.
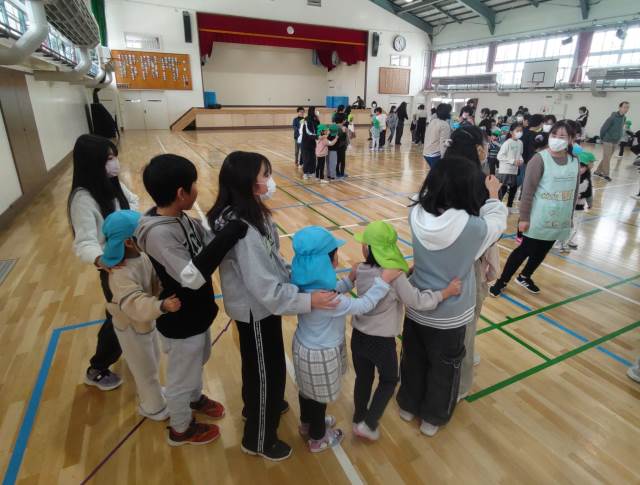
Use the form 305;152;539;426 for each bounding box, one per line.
490;121;580;297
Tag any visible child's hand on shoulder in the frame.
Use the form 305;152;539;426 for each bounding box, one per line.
381;269;403;283
441;277;462;299
161;294;181;313
349;262;359;283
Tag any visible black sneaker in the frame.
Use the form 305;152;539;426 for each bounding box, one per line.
241;439;292;462
602;175;612;182
489;282;505;298
242;400;289;421
516;275;540;294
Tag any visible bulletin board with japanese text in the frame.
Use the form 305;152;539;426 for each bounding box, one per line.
112;50;193;90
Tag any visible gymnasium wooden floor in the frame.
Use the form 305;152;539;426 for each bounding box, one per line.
0;127;638;485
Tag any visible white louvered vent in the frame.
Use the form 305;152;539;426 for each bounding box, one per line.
307;0;321;7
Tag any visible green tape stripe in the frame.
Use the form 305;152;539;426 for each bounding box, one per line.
479;313;551;361
466;319;640;402
478;273;640;335
276;185;355;236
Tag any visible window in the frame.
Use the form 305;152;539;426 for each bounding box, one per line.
432;46;488;77
124;32;161;50
493;36;576;86
583;26;640;81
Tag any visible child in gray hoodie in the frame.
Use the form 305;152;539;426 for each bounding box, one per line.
397;157;506;437
350;221;461;441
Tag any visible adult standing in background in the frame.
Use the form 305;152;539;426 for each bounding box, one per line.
423;103;452;169
394;102;409;145
301;106;319;179
576;106;589;129
594;101;630;182
414;104;427;144
352;96;365;109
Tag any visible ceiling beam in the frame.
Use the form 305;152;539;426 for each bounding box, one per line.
368;0;434;34
579;0;589;20
454;0;495;34
397;0;441;13
433;4;463;23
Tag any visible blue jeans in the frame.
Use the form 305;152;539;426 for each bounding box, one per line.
424;155;441;169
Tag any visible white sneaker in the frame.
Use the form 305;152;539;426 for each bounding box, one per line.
353;421;380;441
457;391;469;402
398;408;414;422
419;420;439;437
473;353;481;366
138;404;169;421
627;366;640;383
320;179;329;184
303;174;309;180
508;207;520;214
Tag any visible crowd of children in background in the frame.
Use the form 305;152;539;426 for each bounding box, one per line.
67;94;638;463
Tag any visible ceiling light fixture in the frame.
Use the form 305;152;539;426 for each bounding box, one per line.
561;36;573;45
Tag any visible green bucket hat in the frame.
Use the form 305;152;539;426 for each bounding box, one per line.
354;221;409;272
577;150;596;165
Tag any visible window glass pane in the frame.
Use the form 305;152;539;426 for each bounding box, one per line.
591;29;622;53
620;52;640;65
467;64;485;74
545;38;561;57
623;27;640;51
449;49;468;66
467;47;488;64
517;41;532;60
559;38;576;56
432;67;448;77
499;71;514;85
449;66;465;76
496;43;517;61
435;52;449;67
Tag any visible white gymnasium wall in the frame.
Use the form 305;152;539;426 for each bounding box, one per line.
425;90;640;137
327;62;366;103
202;43;327;106
105;0;204;124
104;0;430;121
26;77;89;170
0;111;22;214
433;0;640;49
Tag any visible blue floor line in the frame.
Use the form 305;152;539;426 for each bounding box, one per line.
500;293;631;366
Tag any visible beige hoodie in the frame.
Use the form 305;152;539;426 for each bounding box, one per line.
106;253;164;334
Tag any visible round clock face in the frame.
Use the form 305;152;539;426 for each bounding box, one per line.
393;35;406;52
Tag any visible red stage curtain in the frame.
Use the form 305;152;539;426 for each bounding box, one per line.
197;13;367;71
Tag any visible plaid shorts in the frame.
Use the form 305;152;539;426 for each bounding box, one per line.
292;336;348;403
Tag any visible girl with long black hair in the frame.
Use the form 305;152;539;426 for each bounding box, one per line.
68;134;139;390
394;102;409;145
300;106;319;180
207;151;338;461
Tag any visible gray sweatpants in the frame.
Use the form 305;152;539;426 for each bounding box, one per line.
328;151;338;178
459;261;487;396
114;326;166;415
160;330;211;432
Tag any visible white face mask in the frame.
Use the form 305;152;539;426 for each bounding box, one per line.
258;176;277;201
105;157;120;177
516;116;524;122
543;124;552;133
514;131;523;140
548;136;568;152
315;110;320;116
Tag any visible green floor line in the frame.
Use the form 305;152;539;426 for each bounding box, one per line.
466;319;640;402
477;273;640;335
479;314;551;361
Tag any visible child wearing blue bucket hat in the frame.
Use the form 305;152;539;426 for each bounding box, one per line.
102;210;182;422
290;226;402;453
349;221;462;441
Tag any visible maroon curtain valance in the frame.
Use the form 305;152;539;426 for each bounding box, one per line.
197;12;367;70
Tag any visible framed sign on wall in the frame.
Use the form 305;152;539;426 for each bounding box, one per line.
112;49;193;90
379;67;410;94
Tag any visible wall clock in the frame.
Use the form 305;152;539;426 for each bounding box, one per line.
393;35;406;52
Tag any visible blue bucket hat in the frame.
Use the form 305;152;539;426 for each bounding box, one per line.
102;210;141;267
291;226;345;292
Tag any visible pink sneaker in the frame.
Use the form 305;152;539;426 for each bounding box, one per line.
298;415;336;438
308;428;344;453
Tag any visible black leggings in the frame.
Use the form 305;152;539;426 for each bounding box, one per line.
497;236;555;285
89;270;122;371
351;329;398;430
316;156;326;179
499;183;518;207
298;394;326;440
395;123;405;144
336;148;346;177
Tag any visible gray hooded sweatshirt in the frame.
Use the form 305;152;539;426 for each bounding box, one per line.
407;199;507;329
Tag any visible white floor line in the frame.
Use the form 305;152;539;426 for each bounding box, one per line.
497;243;640;307
340;178;408;208
155;135;168;153
277;215;407;238
283;354;364;485
592;182;637;191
